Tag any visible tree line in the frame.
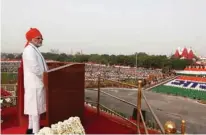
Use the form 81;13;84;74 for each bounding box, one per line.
2;51;194;70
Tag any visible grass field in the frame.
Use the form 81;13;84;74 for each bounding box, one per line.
1;72;18;84
152;85;206;100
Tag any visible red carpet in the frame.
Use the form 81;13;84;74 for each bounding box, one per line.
1;105;160;134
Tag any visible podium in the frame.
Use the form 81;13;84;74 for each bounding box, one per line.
17;63;85;127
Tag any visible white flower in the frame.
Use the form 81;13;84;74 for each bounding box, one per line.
0;99;3;104
51;124;59;134
35;127;54;135
38;116;85;135
5;98;11;103
56;122;66;134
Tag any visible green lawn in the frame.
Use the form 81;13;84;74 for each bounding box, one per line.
1;72;18;84
152;85;206;100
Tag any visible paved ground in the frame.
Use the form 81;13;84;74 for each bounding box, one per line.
85;88;206;134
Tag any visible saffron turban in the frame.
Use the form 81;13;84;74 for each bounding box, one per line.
25;28;42;47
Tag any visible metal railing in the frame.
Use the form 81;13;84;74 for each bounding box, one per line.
86;75;186;134
1;73;186;134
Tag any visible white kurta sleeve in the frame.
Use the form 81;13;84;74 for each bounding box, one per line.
23;48;42;76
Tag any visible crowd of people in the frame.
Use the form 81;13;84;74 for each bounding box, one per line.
1;61;163;81
85;64;163;81
1;61;20;72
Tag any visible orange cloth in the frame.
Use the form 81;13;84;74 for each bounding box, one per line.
25;28;42;48
178;76;206;82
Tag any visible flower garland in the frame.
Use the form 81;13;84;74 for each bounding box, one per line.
1;88;13;123
1;88;12;97
36;116;85;135
1;88;12;108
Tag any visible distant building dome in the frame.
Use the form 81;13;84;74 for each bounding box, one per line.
173;47;196;60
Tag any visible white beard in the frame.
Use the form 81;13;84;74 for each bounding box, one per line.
36;43;42;48
30;41;42;48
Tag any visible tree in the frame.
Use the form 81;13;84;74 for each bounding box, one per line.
2;51;195;69
7;54;15;59
171;59;193;70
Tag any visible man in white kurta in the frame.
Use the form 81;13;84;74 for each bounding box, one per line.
22;28;48;134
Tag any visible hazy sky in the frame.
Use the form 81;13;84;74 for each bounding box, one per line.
1;0;206;56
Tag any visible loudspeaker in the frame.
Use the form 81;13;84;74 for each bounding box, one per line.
132;108;146;122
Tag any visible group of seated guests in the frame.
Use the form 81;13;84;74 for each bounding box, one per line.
1;88;12;97
184;65;206;71
1;61;20;72
85;64;163;81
